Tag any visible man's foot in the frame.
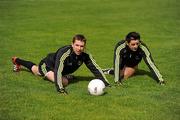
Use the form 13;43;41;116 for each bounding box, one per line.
159;80;165;85
102;68;114;75
12;56;21;72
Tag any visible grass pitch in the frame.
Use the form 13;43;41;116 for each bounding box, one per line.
0;0;180;120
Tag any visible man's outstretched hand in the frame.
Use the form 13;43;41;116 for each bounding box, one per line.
115;81;123;86
159;80;165;85
58;88;68;95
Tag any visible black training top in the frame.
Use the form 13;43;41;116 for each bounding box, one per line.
113;40;163;82
43;45;109;91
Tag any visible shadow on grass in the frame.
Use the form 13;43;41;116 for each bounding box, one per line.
18;68;97;84
68;76;94;84
134;69;159;82
18;68;158;83
43;75;95;86
135;69;152;77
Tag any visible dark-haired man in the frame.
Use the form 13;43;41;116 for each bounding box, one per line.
103;32;165;85
12;34;110;94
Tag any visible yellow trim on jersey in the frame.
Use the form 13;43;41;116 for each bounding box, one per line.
141;45;163;81
41;63;47;75
89;54;110;84
114;43;126;82
57;49;71;89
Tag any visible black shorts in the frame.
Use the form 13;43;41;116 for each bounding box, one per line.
38;58;53;76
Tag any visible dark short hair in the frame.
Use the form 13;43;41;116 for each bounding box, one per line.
125;32;140;43
72;34;86;44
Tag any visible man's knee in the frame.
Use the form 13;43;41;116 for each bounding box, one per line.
45;71;54;82
123;67;136;79
123;74;131;79
45;72;69;87
31;65;40;75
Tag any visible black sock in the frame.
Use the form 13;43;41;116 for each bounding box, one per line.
15;58;36;71
109;69;114;75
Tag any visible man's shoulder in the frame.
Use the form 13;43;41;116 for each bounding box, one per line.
116;40;126;46
139;41;151;55
57;45;71;52
81;52;90;57
139;41;149;49
115;40;126;50
59;45;71;50
55;45;72;56
81;52;93;61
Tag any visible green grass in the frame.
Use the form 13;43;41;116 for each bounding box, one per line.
0;0;180;120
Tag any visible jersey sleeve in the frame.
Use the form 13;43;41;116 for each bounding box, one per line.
140;43;164;82
84;53;110;86
54;47;71;92
114;41;126;82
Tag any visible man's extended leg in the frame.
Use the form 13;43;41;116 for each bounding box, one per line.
12;57;37;73
12;57;21;72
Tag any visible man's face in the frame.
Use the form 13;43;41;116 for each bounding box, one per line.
127;40;140;51
72;40;85;55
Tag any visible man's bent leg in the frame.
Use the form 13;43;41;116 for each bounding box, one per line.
44;71;69;87
123;66;138;79
45;71;55;82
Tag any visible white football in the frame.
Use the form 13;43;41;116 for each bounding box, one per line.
88;79;105;96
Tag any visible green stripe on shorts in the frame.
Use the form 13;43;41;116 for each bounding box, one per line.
41;63;47;75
